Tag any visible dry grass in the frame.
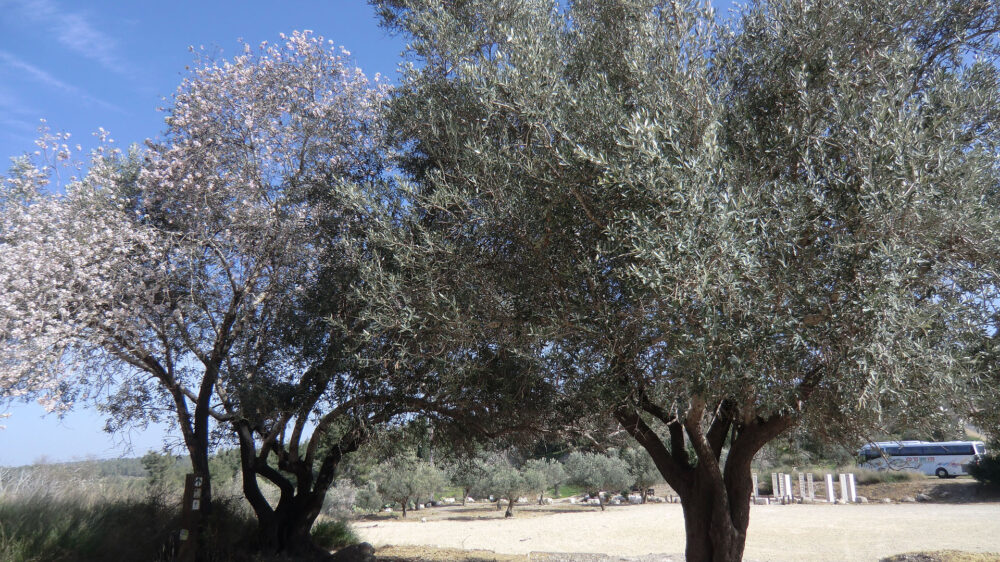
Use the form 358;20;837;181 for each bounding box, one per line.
881;551;1000;562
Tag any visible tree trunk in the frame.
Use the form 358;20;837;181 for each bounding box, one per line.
253;492;328;557
597;492;605;511
538;492;544;505
675;468;750;562
401;502;408;518
504;496;515;517
615;398;797;562
640;488;647;504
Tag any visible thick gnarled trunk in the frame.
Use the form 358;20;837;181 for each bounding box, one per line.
675;466;750;562
616;395;798;562
235;419;365;557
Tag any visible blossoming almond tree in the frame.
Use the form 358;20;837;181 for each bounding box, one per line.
1;31;395;555
1;131;158;418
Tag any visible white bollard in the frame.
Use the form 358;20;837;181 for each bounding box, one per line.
797;473;806;500
783;474;793;500
847;473;857;503
825;474;836;503
839;473;849;503
772;473;780;499
806;473;816;501
752;473;759;499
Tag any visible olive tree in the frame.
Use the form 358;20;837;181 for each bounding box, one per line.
374;0;1000;560
620;447;660;503
564;452;631;510
523;457;566;504
477;455;532;517
374;454;447;517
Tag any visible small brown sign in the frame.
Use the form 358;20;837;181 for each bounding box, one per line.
177;473;205;562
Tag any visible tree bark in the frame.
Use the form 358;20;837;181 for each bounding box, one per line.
615;400;795;562
675;465;748;562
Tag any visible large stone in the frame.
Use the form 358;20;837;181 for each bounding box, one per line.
916;493;932;502
330;542;375;562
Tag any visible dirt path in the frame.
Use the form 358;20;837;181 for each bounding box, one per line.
356;502;1000;561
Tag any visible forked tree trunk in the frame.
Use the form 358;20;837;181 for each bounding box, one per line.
235;420;366;558
260;492;328;556
504;496;516;517
675;466;751;562
597;491;605;511
616;394;800;562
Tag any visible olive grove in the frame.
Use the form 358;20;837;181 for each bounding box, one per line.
372;0;1000;560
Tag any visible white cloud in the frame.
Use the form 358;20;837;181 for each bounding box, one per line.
0;51;124;113
4;0;127;74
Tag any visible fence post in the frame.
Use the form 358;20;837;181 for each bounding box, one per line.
824;473;836;503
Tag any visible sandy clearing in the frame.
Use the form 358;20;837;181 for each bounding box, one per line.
356;502;1000;561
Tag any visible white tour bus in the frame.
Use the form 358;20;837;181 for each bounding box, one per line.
858;440;987;478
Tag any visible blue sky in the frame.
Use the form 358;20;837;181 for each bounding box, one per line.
1;0;739;467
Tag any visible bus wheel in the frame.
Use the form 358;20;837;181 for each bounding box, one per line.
935;468;949;478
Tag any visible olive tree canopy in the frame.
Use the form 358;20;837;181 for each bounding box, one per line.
373;0;1000;559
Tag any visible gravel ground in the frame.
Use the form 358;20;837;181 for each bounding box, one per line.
356;502;1000;561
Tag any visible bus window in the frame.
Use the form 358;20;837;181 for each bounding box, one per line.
975;443;986;455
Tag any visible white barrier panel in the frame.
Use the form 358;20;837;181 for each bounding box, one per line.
783;474;793;500
797;473;805;500
847;473;857;502
752;473;759;499
806;473;816;501
825;474;835;503
839;473;849;503
772;473;780;498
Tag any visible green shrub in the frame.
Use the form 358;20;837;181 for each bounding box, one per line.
969;454;1000;487
311;519;357;550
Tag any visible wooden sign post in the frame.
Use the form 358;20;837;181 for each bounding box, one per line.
177;473;205;562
